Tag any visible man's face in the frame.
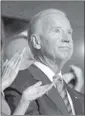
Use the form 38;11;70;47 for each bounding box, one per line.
39;14;73;62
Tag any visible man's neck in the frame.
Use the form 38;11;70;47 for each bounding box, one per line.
37;56;64;74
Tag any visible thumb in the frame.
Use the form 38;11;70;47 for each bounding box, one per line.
33;81;42;87
69;65;81;73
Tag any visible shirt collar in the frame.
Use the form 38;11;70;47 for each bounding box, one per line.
34;61;62;82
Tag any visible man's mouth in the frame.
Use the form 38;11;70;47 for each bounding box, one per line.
59;46;72;50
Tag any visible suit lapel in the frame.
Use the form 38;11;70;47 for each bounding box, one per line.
29;64;69;115
66;83;83;115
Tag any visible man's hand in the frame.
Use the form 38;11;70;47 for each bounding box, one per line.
22;81;54;102
2;48;26;91
63;65;84;92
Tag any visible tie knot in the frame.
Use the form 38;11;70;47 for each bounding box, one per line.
53;74;64;92
53;74;63;84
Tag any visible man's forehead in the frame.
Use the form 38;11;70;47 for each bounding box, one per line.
40;13;72;30
30;9;72;34
31;9;66;25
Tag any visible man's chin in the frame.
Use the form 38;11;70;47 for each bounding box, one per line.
60;53;72;62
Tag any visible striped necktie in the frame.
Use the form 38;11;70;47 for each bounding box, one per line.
53;75;73;115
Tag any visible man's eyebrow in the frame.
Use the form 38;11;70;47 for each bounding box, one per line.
51;26;61;29
68;28;73;33
52;26;73;32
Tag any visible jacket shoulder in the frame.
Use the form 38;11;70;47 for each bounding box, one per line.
66;83;84;101
8;68;37;93
73;89;85;101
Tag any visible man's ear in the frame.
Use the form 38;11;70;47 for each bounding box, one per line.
31;34;41;49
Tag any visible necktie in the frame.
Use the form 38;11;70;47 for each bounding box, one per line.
53;75;73;115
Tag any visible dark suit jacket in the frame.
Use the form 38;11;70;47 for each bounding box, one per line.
4;64;85;115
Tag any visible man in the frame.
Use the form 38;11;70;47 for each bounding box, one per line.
5;9;84;115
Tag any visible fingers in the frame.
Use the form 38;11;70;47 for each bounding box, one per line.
7;48;26;67
13;48;26;68
70;64;77;69
69;65;83;77
7;48;26;69
2;48;26;76
24;81;42;94
37;83;53;96
3;52;20;74
12;48;27;75
23;83;53;101
2;59;9;74
33;81;42;87
8;52;21;67
2;59;8;68
45;83;54;92
63;73;74;83
2;60;10;76
2;48;27;89
69;65;80;72
20;48;26;58
7;51;20;66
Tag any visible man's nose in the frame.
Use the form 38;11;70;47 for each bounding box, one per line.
61;32;71;43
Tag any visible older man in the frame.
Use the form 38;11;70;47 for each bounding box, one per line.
5;9;84;115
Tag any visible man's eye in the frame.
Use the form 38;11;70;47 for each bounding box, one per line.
55;29;60;33
68;31;72;35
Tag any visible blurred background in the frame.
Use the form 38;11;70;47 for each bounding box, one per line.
1;1;84;93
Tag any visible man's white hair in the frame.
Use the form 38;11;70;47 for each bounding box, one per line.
28;8;66;40
31;8;66;23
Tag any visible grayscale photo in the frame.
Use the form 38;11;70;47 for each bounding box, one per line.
1;1;84;115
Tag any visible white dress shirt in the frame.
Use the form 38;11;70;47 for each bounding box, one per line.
34;61;75;115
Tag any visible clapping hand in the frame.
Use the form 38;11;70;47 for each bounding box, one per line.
21;78;59;102
13;73;62;115
2;48;26;91
13;80;56;115
63;65;84;91
21;75;61;102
